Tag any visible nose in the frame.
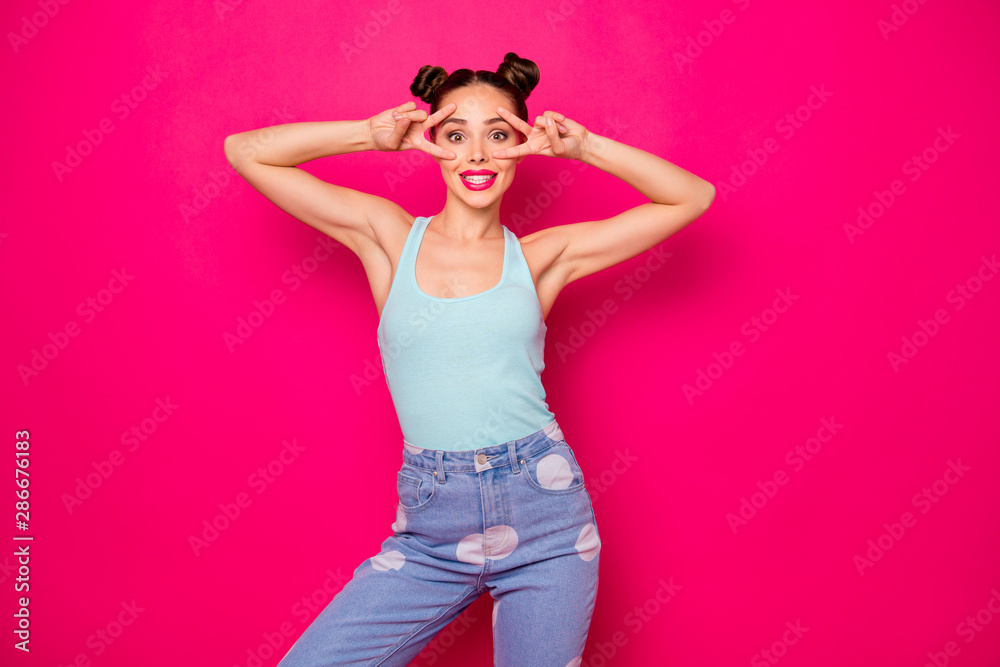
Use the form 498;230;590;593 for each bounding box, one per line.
466;136;488;164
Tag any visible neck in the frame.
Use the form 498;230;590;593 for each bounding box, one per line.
432;191;504;241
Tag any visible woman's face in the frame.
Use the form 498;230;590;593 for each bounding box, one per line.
433;85;525;208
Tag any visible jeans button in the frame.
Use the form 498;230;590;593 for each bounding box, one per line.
476;453;487;465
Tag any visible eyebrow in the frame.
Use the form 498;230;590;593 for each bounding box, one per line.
439;117;509;128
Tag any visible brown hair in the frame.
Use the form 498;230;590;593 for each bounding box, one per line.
409;52;540;142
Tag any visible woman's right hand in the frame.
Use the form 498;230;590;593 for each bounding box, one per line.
367;101;457;160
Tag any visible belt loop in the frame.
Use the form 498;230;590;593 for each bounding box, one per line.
508;441;520;474
436;450;446;483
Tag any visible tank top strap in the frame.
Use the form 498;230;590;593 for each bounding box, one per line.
397;216;431;277
502;224;535;290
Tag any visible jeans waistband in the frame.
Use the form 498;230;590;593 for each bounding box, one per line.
401;420;564;481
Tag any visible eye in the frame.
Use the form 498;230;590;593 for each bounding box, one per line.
491;131;508;141
447;132;464;142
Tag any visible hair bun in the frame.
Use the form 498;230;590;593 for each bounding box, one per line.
410;65;449;104
496;52;540;100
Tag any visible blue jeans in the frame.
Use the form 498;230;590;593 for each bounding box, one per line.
278;420;602;666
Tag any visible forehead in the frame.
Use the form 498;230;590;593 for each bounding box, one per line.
440;84;514;116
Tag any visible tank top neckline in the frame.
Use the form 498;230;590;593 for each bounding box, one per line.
411;215;511;303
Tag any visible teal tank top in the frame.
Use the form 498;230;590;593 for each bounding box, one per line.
376;215;557;451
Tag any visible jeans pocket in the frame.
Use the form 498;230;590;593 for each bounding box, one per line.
520;440;588;495
397;464;437;512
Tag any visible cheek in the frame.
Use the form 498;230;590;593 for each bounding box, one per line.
499;167;517;186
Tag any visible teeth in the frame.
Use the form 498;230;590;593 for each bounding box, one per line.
462;174;495;184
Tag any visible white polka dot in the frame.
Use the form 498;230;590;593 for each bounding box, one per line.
371;550;406;571
537;453;573;489
392;504;406;533
565;658;582;667
456;525;519;565
492;598;499;627
575;523;600;562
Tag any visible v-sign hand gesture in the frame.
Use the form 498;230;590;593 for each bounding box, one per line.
368;101;458;160
492;107;590;161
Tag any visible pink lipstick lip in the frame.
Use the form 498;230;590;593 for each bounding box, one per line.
459;171;497;191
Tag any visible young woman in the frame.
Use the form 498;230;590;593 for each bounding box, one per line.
225;52;714;667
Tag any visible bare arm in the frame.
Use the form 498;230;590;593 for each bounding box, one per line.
498;108;715;288
550;131;715;284
223;118;400;257
225;118;374;166
223;102;456;257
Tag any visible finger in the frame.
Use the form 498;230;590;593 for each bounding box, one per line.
417;137;456;160
386;116;409;148
544;116;563;155
496;106;533;136
541;110;569;133
394;109;427;122
424;102;457;127
493;142;531;160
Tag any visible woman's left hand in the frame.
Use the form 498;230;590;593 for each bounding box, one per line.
492;107;590;161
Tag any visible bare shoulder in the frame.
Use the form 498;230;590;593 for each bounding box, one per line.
355;200;419;317
359;199;416;267
517;225;571;287
514;225;574;320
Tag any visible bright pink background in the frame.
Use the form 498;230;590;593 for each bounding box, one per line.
3;1;999;665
